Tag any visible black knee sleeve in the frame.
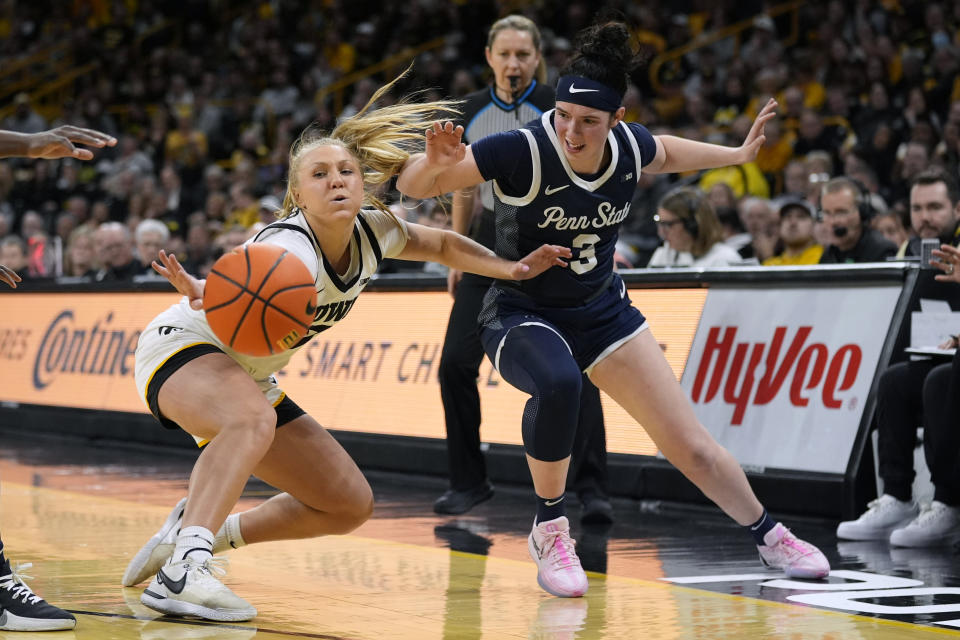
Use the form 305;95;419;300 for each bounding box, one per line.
496;324;582;461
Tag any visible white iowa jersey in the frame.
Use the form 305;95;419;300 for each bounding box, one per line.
177;207;408;379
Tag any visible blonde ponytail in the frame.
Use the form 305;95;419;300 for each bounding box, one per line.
282;68;461;217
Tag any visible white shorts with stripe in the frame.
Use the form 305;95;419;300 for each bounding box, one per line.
134;300;288;443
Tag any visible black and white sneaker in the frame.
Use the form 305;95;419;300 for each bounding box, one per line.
0;562;76;631
141;556;256;622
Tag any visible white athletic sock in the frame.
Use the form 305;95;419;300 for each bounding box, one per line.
212;513;247;553
173;525;214;562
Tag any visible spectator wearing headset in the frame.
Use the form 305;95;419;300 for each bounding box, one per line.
647;187;743;268
818;177;897;264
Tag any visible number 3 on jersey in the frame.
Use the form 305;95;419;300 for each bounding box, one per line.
571;233;600;274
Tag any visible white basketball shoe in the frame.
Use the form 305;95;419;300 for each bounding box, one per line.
122;497;186;586
140;556;256;622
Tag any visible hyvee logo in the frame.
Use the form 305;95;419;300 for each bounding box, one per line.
690;326;862;424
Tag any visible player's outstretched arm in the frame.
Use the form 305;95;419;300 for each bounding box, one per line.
396;121;484;198
397;222;570;280
645;99;777;174
0;263;21;288
0;126;117;160
153;249;205;309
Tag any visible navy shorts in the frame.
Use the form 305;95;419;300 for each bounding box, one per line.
478;273;648;374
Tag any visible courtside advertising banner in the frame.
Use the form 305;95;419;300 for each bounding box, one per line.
0;287;705;456
680;285;902;474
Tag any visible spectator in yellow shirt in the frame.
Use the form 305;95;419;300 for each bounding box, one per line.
164;110;208;175
764;197;824;265
223;183;259;229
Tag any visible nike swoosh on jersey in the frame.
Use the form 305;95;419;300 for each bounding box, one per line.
544;184;570;195
620;280;627;298
156;568;187;594
568;84;599;93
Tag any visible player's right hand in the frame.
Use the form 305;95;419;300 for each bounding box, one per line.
424;121;466;168
27;126;117;160
0;263;21;288
153;250;205;309
511;244;572;280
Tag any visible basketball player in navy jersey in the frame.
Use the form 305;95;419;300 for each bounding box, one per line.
398;22;830;598
0;124;116;631
435;14;613;524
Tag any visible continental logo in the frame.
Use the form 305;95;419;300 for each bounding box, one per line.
691;326;862;424
33;310;141;389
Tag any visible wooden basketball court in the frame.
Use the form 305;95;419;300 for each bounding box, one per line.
0;433;957;639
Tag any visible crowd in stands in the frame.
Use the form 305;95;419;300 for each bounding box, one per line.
1;0;959;281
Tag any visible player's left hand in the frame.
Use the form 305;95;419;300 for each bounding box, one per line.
27;125;117;160
152;249;205;309
424;121;466;168
511;244;572;280
738;98;777;163
0;263;21;288
933;244;960;284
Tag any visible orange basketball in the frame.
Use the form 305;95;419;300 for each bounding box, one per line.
203;243;316;357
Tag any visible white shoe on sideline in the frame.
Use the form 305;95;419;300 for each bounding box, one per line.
836;494;918;541
889;501;960;548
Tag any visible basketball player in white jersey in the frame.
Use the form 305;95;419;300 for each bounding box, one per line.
124;75;570;622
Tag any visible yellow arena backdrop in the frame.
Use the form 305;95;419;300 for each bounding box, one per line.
0;287;706;456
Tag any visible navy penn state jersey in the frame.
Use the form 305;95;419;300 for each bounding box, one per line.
471;110;657;305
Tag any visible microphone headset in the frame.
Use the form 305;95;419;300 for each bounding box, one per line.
657;187;705;239
816;176;875;238
679;190;702;239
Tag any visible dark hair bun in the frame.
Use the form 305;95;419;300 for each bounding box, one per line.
577;22;631;67
561;21;639;98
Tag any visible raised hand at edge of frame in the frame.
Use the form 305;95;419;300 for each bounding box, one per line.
737;99;778;164
932;244;960;285
510;244;572;280
27;125;118;160
152;249;205;310
424;121;466;169
0;263;21;288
